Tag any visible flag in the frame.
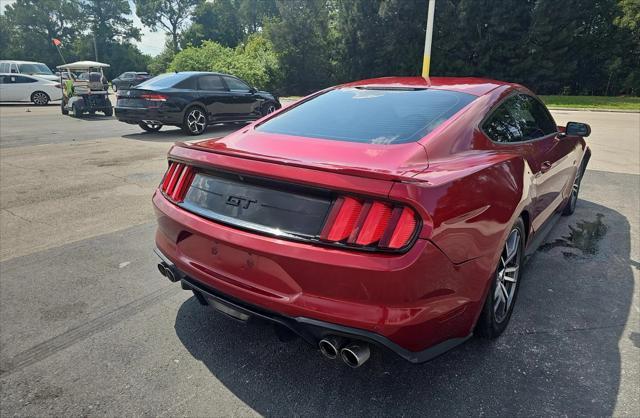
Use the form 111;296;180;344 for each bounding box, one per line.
52;38;62;47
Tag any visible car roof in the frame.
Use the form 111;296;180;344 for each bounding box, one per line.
0;60;48;64
339;76;519;96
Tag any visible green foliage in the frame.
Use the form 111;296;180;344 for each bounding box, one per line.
263;0;333;94
148;41;177;75
540;95;640;110
134;0;202;52
182;0;244;48
168;35;279;90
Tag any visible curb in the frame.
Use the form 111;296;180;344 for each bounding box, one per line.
547;107;640;114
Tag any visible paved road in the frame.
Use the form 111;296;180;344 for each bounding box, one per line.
0;103;638;416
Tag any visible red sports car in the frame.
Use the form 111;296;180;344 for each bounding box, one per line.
153;77;591;367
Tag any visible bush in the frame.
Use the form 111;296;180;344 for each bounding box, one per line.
168;35;280;91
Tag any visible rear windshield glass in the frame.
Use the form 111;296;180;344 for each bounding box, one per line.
256;88;476;144
136;73;192;89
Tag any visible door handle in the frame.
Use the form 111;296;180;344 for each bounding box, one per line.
541;161;552;173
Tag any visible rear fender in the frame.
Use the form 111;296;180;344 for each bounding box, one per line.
390;152;533;265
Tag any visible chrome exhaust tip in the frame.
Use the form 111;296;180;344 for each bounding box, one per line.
157;263;167;277
318;336;346;359
340;343;371;368
165;267;177;282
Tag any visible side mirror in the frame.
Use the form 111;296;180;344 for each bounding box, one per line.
565;121;591;137
249;87;257;94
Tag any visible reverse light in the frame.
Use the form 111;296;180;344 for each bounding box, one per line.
160;162;195;202
321;196;419;251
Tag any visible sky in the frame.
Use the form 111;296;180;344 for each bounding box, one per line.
0;0;166;56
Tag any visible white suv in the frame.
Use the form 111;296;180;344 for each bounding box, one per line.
0;60;58;82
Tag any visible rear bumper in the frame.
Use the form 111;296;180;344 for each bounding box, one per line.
115;106;182;125
154;190;490;358
155;246;470;363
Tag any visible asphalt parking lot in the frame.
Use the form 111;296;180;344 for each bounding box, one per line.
0;103;638;416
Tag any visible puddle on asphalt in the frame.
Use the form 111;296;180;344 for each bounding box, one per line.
538;213;608;259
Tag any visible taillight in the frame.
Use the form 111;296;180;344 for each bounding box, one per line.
142;93;168;102
160;161;195;202
320;196;419;251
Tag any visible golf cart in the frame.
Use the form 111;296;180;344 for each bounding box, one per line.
57;61;113;117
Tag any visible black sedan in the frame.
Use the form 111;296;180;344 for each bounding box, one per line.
114;72;281;135
111;71;152;92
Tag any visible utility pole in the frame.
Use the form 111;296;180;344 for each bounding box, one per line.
93;34;98;61
422;0;436;78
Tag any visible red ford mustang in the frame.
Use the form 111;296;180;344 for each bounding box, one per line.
153;77;591;367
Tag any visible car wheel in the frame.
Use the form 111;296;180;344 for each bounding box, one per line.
61;102;68;115
70;103;78;117
262;102;277;116
182;106;207;135
31;91;50;106
476;217;525;338
562;165;584;216
104;107;113;117
139;121;162;132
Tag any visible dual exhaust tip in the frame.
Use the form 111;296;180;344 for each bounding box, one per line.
158;262;369;367
157;262;178;282
319;336;370;368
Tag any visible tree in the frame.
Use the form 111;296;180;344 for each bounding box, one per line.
182;0;244;48
264;0;333;94
134;0;202;53
3;0;85;66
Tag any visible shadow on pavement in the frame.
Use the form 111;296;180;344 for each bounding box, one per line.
173;199;633;416
122;123;247;143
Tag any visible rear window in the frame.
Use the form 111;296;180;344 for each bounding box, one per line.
256;88;476;144
136;73;192;89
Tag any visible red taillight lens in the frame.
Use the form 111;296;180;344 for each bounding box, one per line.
142;93;167;102
160;162;194;202
321;197;363;241
386;207;417;249
321;196;419;251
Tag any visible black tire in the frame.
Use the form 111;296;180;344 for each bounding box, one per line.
61;102;68;115
476;217;525;339
70;103;79;117
104;107;113;117
562;164;585;216
181;106;208;135
261;101;278;116
138;121;162;132
31;91;50;106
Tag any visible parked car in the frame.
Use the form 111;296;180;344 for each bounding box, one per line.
111;71;152;91
0;60;58;82
152;77;591;368
114;71;280;134
0;73;62;104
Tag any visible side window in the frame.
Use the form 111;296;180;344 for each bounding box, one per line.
483;94;557;143
0;63;8;72
483;96;523;143
15;76;36;83
519;94;557;136
174;76;196;89
198;75;225;91
10;64;18;73
223;76;250;92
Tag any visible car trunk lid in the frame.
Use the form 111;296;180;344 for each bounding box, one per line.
183;129;429;181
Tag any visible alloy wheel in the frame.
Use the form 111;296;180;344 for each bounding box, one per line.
32;92;49;105
494;228;521;323
265;104;276;115
187;109;206;134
